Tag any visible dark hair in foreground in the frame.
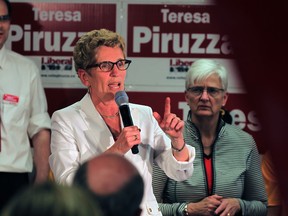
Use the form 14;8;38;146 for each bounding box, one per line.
3;0;12;16
73;161;144;216
0;181;103;216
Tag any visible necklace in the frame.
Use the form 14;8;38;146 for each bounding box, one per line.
101;111;119;119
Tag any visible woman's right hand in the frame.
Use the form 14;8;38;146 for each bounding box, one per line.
108;126;141;154
187;194;223;216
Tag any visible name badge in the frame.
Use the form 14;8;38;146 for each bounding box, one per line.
3;94;19;104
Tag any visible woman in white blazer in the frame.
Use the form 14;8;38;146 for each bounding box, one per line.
49;28;195;216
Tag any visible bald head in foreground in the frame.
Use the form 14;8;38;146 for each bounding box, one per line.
73;153;144;216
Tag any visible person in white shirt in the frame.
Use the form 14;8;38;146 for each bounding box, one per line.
0;0;51;211
49;28;195;216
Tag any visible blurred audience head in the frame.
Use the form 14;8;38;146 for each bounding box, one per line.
73;153;144;216
1;181;103;216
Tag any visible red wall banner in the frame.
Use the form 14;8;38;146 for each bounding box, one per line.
9;1;265;152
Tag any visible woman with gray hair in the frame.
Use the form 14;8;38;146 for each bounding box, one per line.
153;59;267;216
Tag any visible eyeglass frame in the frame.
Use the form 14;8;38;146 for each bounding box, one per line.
186;86;225;97
0;15;10;22
85;59;132;72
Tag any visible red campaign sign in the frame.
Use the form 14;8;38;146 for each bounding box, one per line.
9;3;116;56
127;4;233;58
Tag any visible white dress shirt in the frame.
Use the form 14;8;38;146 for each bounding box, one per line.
0;46;51;173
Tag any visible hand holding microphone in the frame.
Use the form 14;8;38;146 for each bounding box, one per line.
115;91;140;154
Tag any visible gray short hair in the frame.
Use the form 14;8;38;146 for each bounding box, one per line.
185;59;228;90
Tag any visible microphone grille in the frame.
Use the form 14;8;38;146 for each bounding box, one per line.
115;91;129;106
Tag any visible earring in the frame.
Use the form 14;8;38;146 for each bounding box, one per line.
220;108;225;116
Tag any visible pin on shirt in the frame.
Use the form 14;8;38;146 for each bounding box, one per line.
3;94;19;105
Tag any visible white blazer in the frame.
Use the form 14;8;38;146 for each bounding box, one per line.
49;93;195;216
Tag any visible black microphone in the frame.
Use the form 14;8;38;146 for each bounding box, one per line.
115;91;139;154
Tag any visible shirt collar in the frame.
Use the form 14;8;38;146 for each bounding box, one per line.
0;46;6;70
186;110;226;137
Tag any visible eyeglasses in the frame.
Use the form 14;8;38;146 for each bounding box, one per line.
0;15;10;22
186;86;225;97
85;59;132;72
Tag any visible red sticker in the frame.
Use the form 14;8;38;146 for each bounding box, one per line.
3;94;19;104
